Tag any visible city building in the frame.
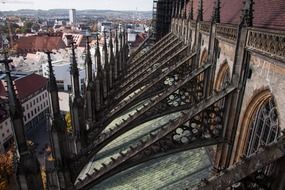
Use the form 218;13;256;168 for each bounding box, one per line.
42;59;86;91
0;100;13;153
69;9;77;25
0;72;49;134
98;21;113;33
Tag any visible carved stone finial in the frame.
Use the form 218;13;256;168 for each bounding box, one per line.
183;0;187;19
189;0;194;20
172;1;176;17
241;0;254;27
85;35;92;83
198;0;203;21
175;0;179;18
95;34;102;74
212;0;221;23
46;52;58;92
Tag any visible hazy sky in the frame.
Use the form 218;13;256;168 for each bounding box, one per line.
0;0;153;11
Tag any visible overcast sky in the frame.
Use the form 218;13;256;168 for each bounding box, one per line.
0;0;153;11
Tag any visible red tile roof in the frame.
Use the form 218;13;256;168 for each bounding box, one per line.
186;0;285;30
14;35;66;54
0;73;48;102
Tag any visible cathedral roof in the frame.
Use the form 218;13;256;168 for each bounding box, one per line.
76;99;212;189
187;0;285;30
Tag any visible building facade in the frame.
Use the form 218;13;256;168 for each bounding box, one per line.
0;73;49;139
0;104;13;153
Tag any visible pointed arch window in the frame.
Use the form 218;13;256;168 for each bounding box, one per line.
246;97;279;156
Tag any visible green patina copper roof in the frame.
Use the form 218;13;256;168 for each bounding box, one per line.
77;97;212;189
91;148;211;190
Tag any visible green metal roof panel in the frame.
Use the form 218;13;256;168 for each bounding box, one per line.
91;148;211;190
77;113;181;182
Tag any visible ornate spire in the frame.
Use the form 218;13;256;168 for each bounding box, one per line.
103;30;109;67
183;0;187;19
70;41;80;97
189;0;194;20
94;34;105;110
178;0;182;18
114;28;119;81
198;0;203;21
46;52;60;117
45;52;72;189
85;35;93;84
102;31;109;98
95;34;102;76
212;0;221;23
241;0;254;27
84;35;97;127
118;29;123;74
175;0;179;18
69;39;86;151
172;1;176;17
109;29;115;89
121;28;126;75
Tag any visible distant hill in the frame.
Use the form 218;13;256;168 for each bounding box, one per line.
1;9;153;19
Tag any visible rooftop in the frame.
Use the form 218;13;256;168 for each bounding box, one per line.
0;72;48;101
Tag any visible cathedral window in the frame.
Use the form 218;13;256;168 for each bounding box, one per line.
246;97;279;156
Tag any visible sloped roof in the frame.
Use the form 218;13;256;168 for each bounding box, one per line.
0;73;48;101
93;148;211;190
77;98;211;189
186;0;285;30
14;35;66;54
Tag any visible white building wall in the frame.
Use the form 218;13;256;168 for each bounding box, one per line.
22;90;49;125
0;118;13;153
0;89;49;153
42;62;86;91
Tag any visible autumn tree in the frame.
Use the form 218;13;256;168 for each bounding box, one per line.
0;150;14;190
65;112;72;134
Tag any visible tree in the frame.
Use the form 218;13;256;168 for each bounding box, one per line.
0;149;14;190
65;112;72;134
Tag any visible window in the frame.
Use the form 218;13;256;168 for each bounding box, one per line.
44;102;46;107
22;106;25;112
30;102;32;107
2;133;4;137
34;108;37;114
38;107;40;112
28;113;30;119
40;96;41;101
6;129;9;133
24;116;27;121
246;97;279;156
31;111;34;117
26;104;29;110
33;99;35;105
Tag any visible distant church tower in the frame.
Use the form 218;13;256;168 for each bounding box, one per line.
69;9;76;25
